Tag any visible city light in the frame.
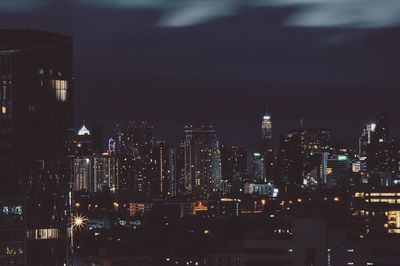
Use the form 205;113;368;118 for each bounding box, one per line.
72;214;87;230
2;22;400;266
333;197;340;202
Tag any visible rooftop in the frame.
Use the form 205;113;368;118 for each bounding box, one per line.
0;29;71;52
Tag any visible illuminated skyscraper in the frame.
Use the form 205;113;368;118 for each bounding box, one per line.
73;124;94;192
253;152;266;182
151;140;169;198
93;153;118;193
168;139;186;197
360;113;400;182
261;109;275;181
261;109;273;154
184;126;221;199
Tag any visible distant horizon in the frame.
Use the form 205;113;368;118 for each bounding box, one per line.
77;109;390;151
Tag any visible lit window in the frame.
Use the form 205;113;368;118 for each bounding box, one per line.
50;80;68;101
1;105;6;114
27;228;59;240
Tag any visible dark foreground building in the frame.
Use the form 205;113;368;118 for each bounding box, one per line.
0;29;74;265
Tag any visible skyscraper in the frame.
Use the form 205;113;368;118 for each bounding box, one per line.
261;109;272;154
359;122;376;172
360;113;400;183
220;146;248;195
0;29;73;265
278;128;331;190
184;126;221;199
151;140;169;198
0;29;73;193
73;125;94;192
261;109;275;181
114;121;169;197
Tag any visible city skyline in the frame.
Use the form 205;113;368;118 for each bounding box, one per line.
76;109;393;151
2;2;400;265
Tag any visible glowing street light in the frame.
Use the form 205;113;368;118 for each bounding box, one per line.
69;213;87;263
72;214;87;230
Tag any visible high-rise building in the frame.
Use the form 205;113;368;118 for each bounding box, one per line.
326;155;352;188
183;126;221;199
168;148;178;197
261;109;272;154
114;122;153;193
168;139;186;198
278;128;331;190
114;122;169;197
0;29;73;265
0;29;73;191
261;109;274;180
359;122;376;172
360;113;400;184
93;153;118;193
253;152;266;182
220;146;247;195
151;140;169;198
73;125;94;192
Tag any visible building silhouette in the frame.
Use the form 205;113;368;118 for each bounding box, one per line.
0;29;73;265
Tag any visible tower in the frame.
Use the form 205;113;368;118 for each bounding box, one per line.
184;126;221;199
261;108;273;154
0;29;73;266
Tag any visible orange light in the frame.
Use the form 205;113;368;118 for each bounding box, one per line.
333;197;340;202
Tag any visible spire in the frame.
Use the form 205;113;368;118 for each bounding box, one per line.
78;124;90;136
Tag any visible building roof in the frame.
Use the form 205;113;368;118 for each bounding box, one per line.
0;29;71;52
78;125;90;136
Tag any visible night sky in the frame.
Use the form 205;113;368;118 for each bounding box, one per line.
1;0;400;148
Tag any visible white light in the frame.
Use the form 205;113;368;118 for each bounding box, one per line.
78;125;90;136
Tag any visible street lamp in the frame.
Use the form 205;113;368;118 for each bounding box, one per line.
72;214;87;230
69;214;87;265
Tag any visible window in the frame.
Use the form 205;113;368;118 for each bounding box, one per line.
27;228;59;240
50;79;68;101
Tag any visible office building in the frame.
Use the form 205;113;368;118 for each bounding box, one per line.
278;128;331;191
0;29;73;266
183;126;222;199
